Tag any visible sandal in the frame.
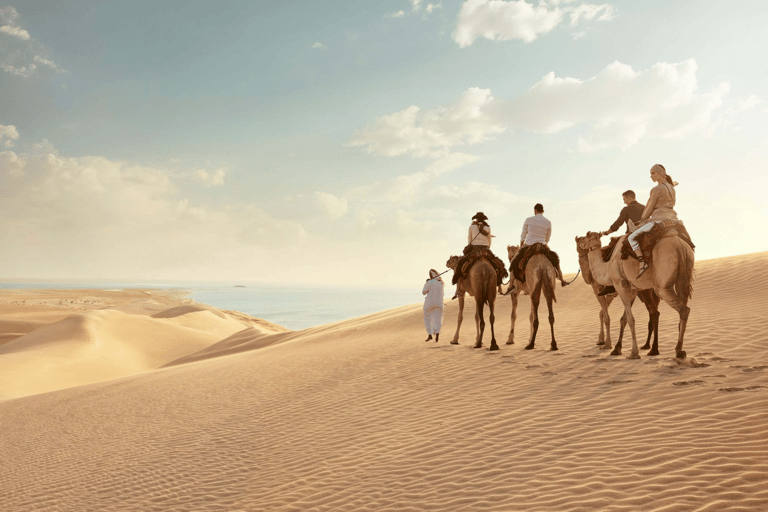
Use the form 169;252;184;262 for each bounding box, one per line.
637;258;650;278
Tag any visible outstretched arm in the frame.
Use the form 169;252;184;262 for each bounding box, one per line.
605;207;628;235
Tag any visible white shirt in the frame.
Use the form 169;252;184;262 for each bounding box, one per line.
521;213;551;246
468;223;492;247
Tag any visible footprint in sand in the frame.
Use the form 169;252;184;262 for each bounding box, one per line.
718;386;766;392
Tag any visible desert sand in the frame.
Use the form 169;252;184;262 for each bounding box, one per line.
1;253;767;511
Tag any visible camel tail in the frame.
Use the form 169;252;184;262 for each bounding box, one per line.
676;242;695;302
539;267;557;304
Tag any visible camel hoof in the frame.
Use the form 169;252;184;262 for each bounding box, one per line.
677;350;687;359
524;343;535;350
641;343;650;350
506;340;514;345
450;341;459;345
602;344;613;351
627;353;641;360
550;345;558;351
473;343;483;349
610;347;621;356
648;348;659;356
489;344;499;351
596;341;605;346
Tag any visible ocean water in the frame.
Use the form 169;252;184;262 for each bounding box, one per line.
0;280;422;331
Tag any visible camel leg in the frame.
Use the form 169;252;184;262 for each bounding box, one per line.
617;288;640;359
451;294;464;345
647;292;661;356
525;286;541;350
506;289;518;345
656;285;690;359
546;287;557;351
597;308;606;345
600;296;612;350
473;298;485;349
615;310;626;355
489;299;499;351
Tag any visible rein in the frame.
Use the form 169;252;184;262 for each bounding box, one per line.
564;268;581;286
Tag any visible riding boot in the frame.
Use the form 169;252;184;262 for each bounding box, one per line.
635;248;649;278
425;334;433;342
597;285;616;296
435;333;439;342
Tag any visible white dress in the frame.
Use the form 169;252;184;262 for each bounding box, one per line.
422;278;444;335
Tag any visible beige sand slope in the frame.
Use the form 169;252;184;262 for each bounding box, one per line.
1;253;768;511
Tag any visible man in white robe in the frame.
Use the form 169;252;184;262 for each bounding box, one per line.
422;269;444;342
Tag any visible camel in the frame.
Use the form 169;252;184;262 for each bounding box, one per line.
505;246;558;351
578;231;694;359
575;236;662;354
446;255;499;350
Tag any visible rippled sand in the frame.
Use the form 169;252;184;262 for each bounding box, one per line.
1;253;767;511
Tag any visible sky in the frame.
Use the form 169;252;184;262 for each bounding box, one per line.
1;0;767;287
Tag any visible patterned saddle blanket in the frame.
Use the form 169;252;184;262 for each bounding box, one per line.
452;248;509;286
509;243;561;283
618;220;695;263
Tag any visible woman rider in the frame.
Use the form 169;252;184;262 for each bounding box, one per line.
628;164;679;278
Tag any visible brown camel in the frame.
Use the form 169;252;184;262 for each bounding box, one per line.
446;255;499;350
505;246;558;351
575;236;662;354
578;231;694;359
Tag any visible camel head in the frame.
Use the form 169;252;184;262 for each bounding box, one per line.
446;255;461;270
507;245;519;262
580;231;602;252
575;235;590;258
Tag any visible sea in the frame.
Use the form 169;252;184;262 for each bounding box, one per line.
0;280;422;331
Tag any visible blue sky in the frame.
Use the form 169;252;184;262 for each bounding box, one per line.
1;0;767;286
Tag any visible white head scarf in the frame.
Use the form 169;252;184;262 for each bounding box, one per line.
429;269;443;282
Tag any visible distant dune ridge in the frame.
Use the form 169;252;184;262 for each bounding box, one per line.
1;253;768;511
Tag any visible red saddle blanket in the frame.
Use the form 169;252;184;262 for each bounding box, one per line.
452;248;509;286
619;220;695;263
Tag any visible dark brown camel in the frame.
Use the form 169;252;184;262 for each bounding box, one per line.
575;236;662;355
446;255;499;350
505;245;558;351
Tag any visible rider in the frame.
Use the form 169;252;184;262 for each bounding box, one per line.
597;190;645;295
510;203;568;288
628;164;679;278
467;212;492;252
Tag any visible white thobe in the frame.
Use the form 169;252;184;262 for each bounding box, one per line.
422;278;444;335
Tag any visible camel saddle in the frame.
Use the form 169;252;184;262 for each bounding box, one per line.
509;243;561;283
619;220;695;263
452;247;509;286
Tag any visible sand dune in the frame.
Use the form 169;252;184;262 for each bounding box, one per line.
1;253;767;511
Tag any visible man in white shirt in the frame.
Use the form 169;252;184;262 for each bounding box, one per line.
511;204;568;287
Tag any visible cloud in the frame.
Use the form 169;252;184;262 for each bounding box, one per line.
0;6;63;77
1;124;20;147
311;41;327;49
501;59;729;151
195;168;226;187
351;59;727;154
384;10;406;18
349;87;506;157
314;191;348;219
0;24;29;40
453;0;615;47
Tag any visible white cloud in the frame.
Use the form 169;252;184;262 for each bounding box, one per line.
351;59;726;155
453;0;616;47
314;191;348;219
0;150;24;176
0;6;63;77
501;59;729;151
426;3;443;14
349;87;506;157
1;124;20;147
195;168;226;187
311;41;327;49
729;94;762;113
385;10;406;18
0;24;29;40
